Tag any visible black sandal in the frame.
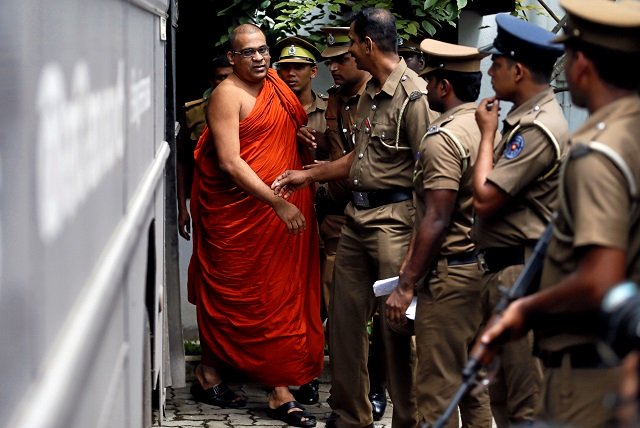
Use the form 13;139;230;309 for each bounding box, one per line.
190;381;247;408
267;401;317;427
292;379;319;405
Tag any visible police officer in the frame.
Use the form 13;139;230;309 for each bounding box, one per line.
316;26;387;422
386;39;492;428
273;36;327;163
397;38;425;74
272;8;436;428
177;56;232;240
472;13;569;427
481;1;640;426
271;35;327;406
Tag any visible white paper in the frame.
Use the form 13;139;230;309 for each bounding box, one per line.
373;276;417;320
405;297;417;320
373;276;399;296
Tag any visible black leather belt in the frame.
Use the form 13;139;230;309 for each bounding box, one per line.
446;251;477;266
351;188;413;209
536;343;615;369
478;246;526;273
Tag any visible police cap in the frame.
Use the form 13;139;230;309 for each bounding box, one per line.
272;36;321;66
420;39;488;75
481;13;563;70
553;0;640;53
320;27;351;58
398;38;423;56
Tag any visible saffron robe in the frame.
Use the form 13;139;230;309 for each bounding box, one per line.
188;69;323;386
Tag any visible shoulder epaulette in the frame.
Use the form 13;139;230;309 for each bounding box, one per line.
555;141;639;245
504;105;562;181
184;97;206;109
422;122;469;173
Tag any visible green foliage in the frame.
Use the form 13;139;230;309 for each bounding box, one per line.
184;339;201;356
213;0;470;48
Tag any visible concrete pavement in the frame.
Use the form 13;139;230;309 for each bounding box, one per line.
154;357;394;428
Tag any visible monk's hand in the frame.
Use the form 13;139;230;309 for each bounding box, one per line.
385;286;413;325
303;160;329;170
271;169;311;198
178;207;192;241
475;96;500;137
272;198;306;235
297;126;317;150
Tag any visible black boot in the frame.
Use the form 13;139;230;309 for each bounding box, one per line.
292;379;320;405
369;385;387;421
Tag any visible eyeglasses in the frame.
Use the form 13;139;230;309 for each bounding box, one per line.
232;46;270;59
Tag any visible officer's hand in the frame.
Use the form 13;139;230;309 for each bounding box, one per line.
480;298;529;347
178;207;192;240
475;97;500;137
297;126;318;150
272;198;306;235
385;286;414;325
271;169;312;199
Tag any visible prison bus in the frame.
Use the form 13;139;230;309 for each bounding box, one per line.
0;0;183;426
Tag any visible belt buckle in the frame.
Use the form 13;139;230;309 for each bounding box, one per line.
477;252;489;273
353;191;370;208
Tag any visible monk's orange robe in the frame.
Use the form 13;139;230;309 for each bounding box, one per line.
188;69;323;386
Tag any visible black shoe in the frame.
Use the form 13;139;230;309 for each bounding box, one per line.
292;379;320;405
369;386;387;421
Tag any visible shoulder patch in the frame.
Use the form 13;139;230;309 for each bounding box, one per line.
504;133;525;159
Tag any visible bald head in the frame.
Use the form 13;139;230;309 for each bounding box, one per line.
229;24;263;50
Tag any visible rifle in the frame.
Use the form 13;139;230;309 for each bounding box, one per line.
427;215;557;428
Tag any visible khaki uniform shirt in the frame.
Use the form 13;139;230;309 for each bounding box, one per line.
306;90;328;135
348;59;436;195
472;88;569;249
537;95;640;352
413;103;482;256
325;83;366;203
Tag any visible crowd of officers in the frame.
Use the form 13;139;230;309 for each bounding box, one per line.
179;1;640;427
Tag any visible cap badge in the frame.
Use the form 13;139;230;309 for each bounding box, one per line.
328;33;335;45
397;36;404;46
288;45;297;56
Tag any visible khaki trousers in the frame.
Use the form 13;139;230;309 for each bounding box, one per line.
320;214;347;314
482;264;543;427
415;261;491;428
329;201;417;428
537;354;620;428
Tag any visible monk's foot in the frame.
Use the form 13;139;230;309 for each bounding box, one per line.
191;364;246;408
268;387;316;427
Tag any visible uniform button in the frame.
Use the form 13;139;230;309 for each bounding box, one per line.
353;179;359;186
533;105;540;112
371;105;377;111
448;115;454;120
401;75;407;81
596;122;606;130
358;153;364;159
345;106;350;111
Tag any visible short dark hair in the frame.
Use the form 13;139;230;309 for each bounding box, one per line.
564;38;640;91
426;69;482;102
350;8;397;54
504;57;554;84
208;56;231;79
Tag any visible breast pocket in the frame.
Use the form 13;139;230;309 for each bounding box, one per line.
370;122;407;162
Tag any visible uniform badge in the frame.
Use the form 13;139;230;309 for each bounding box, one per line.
328;33;335;45
288;45;296;56
504;133;525;159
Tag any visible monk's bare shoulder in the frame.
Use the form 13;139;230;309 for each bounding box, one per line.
211;74;258;120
